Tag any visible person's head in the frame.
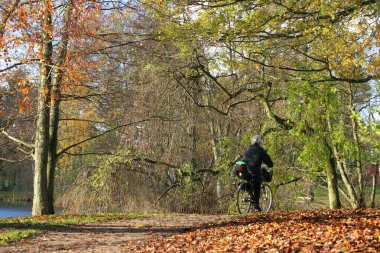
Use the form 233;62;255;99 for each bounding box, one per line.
251;135;261;145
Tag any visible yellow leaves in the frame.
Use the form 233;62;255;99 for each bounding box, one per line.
341;57;361;68
135;223;145;228
305;25;332;37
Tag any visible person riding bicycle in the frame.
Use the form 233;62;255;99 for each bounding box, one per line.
243;135;273;212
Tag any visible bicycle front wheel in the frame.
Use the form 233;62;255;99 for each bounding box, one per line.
237;183;252;214
260;183;273;213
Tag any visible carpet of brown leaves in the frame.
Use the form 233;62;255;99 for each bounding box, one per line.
125;209;380;253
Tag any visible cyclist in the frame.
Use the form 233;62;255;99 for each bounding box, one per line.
243;135;273;212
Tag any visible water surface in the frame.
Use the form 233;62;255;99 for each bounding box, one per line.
0;203;32;218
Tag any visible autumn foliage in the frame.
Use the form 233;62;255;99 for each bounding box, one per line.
126;209;380;253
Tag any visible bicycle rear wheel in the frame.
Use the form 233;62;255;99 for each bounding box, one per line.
260;183;273;213
237;183;252;214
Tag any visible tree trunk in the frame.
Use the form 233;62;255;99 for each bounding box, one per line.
326;147;341;209
209;120;222;203
324;140;341;209
326;157;341;209
32;0;53;216
349;87;365;207
370;163;378;208
46;82;59;214
189;125;196;169
33;98;50;215
326;113;359;208
46;0;72;214
306;183;314;202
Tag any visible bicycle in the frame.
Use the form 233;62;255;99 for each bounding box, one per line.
236;168;273;214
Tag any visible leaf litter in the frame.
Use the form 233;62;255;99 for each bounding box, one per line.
125;209;380;253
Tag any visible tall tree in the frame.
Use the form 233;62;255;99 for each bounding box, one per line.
143;0;379;209
0;0;103;215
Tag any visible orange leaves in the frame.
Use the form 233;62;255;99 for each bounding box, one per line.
17;99;25;113
17;97;31;113
0;101;4;115
22;87;29;95
15;78;33;113
123;209;380;253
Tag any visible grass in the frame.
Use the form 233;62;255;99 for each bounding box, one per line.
0;229;36;246
312;185;380;208
0;213;152;246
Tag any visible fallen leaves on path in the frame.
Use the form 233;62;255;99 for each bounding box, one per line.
125;209;380;253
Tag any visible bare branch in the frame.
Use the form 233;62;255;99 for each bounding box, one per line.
132;156;180;168
57;117;179;157
60;118;110;125
234;49;327;73
0;58;40;73
1;130;34;148
0;157;18;162
275;177;303;189
0;62;23;73
57;119;148;156
154;183;180;205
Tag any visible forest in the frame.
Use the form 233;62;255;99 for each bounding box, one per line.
0;0;379;216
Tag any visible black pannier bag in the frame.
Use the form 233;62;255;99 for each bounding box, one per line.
262;167;273;182
234;161;252;180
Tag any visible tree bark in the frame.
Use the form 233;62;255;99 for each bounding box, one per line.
32;0;53;216
326;113;359;208
46;87;58;214
370;163;378;208
46;0;72;214
209;120;222;203
325;142;341;209
349;88;365;207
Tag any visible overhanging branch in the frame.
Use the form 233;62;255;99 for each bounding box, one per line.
275;177;303;189
57;119;150;157
1;130;34;148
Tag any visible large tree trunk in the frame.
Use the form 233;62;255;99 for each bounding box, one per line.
46;0;72;214
46;80;59;214
325;142;341;209
33;98;50;215
32;0;53;216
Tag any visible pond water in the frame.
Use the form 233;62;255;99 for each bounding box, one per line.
0;203;32;218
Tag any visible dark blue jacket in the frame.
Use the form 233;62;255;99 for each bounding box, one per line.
243;143;273;174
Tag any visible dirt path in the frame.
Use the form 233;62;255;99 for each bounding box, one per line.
1;214;232;253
